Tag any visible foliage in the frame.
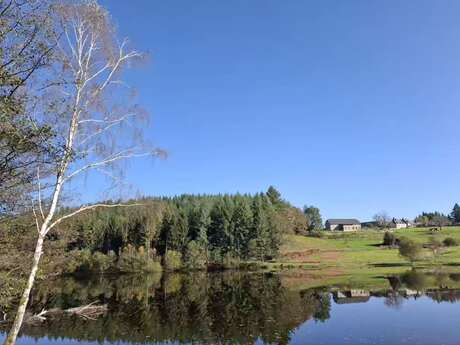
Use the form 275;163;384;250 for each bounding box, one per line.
64;249;115;274
307;230;325;238
398;237;423;263
91;251;116;273
443;237;458;247
450;203;460;224
164;250;183;271
118;245;161;273
266;186;282;205
222;252;241;269
382;232;398;247
303;205;323;231
415;212;451;228
0;0;56;215
184;241;207;270
280;207;309;235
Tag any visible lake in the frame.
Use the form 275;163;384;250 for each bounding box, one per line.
2;269;460;345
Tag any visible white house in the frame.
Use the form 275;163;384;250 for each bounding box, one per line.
325;219;361;231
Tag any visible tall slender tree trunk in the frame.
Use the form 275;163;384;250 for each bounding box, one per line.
4;173;64;345
3;234;45;345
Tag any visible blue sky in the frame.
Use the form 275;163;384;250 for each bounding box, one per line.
93;0;460;221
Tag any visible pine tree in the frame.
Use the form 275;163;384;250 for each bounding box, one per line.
231;197;253;258
170;208;189;252
208;201;232;252
450;203;460;224
188;205;210;247
250;195;270;261
266;186;282;206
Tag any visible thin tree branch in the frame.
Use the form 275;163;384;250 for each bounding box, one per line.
37;167;45;220
64;150;155;182
47;203;142;231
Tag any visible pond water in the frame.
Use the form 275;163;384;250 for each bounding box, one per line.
2;270;460;345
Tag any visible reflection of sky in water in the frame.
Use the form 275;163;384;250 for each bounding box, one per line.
3;295;460;345
291;296;460;345
3;270;460;345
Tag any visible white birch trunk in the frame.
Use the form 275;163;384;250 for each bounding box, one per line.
3;173;65;345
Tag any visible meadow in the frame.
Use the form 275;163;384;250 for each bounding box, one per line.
278;227;460;273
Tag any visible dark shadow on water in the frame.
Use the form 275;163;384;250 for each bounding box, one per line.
373;263;410;267
445;262;460;267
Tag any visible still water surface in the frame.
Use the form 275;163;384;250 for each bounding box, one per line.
2;270;460;345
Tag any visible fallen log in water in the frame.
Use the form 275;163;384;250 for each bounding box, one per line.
64;301;108;320
24;302;107;324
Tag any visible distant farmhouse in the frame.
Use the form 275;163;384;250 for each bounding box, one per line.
325;219;361;231
333;290;370;304
390;218;409;229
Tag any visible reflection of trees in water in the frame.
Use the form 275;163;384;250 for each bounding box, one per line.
383;270;460;306
17;272;331;345
384;292;404;310
10;270;460;344
427;290;460;303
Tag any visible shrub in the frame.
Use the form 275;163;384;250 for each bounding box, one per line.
164;250;183;271
64;249;116;274
222;252;240;269
184;241;207;270
429;237;443;248
308;231;324;238
118;245;162;273
383;232;398;246
398;238;423;264
401;269;428;290
208;249;222;266
443;237;458;247
64;249;91;273
91;251;116;273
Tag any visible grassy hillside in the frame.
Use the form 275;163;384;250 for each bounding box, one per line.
278;227;460;272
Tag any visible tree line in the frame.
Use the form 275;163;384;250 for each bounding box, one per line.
414;203;460;228
58;186;316;272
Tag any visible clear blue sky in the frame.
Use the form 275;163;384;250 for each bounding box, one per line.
94;0;460;221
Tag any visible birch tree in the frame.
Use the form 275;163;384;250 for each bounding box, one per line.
3;1;160;344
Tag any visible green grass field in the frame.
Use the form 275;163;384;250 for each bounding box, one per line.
278;227;460;273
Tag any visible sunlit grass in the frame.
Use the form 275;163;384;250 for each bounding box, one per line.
278;227;460;271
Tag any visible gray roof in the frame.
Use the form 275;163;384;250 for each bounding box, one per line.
333;296;370;304
326;219;360;225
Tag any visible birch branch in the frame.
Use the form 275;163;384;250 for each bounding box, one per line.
47;203;142;231
37;166;45;220
77;113;136;144
64;150;154;182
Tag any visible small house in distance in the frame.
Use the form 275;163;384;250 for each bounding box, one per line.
325;219;361;231
333;290;370;304
390;218;411;229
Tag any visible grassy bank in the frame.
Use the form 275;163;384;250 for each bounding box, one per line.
277;227;460;272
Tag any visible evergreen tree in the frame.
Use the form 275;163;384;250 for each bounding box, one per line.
266;186;282;206
158;210;175;255
188;205;210;248
231;197;253;257
250;195;270;260
208;201;232;252
450;203;460;224
170;208;189;252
